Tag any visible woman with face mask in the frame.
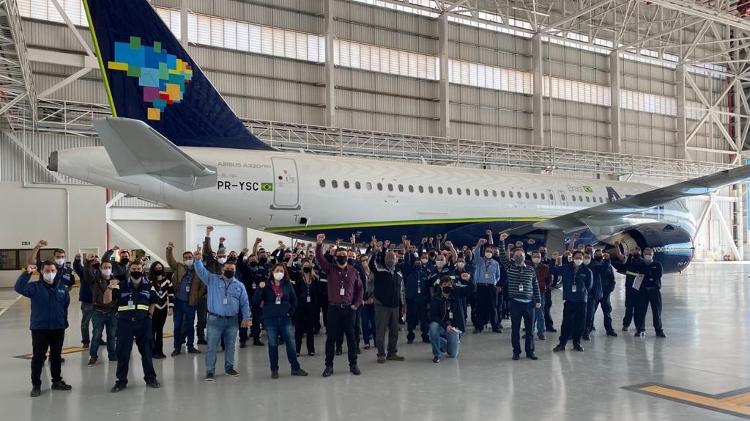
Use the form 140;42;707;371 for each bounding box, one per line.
148;261;173;359
252;264;308;379
428;276;468;363
292;259;319;356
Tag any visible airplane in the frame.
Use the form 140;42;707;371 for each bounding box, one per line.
49;0;750;273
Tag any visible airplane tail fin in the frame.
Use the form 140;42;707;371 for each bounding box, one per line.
83;0;272;150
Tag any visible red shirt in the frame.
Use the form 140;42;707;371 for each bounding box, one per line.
315;245;364;307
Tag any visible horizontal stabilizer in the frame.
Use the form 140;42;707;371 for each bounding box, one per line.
94;117;216;190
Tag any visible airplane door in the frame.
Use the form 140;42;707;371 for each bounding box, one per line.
271;157;300;210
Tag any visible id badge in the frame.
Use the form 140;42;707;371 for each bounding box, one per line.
572;285;577;293
275;297;281;305
519;285;524;292
306;296;311;303
127;300;135;310
223;297;228;305
339;287;345;296
484;273;490;280
417;287;421;294
448;311;453;320
186;285;191;293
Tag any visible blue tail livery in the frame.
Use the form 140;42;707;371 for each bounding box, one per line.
82;0;273;150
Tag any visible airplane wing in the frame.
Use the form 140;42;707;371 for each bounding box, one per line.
534;164;750;231
94;117;216;190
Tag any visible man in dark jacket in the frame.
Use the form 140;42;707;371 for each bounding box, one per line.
585;251;617;337
369;243;406;363
611;241;643;331
237;250;267;347
634;248;666;337
582;252;602;341
15;261;73;397
553;251;593;353
403;248;433;344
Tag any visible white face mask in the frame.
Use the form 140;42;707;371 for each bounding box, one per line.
273;271;284;281
183;259;194;267
420;258;429;265
217;257;227;264
435;260;446;268
484;252;493;259
43;272;56;283
54;257;65;266
583;258;591;265
101;269;112;278
531;257;541;264
456;262;465;270
644;255;654;262
573;259;583;266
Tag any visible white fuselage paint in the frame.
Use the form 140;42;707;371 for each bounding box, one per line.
54;146;694;238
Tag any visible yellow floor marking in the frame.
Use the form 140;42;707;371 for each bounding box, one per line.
721;392;750;407
639;385;750;416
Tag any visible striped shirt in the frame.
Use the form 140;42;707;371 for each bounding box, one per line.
498;240;541;303
150;277;174;310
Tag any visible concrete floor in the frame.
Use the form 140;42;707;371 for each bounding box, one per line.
1;263;749;420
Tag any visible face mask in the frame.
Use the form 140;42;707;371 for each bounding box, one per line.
484;252;493;259
259;257;268;264
130;271;143;280
249;261;258;268
573;259;583;266
54;258;65;266
153;269;164;276
335;255;348;265
644;255;654;262
385;260;396;269
460;274;470;281
513;255;525;265
92;262;101;269
303;266;312;273
43;272;56;283
583;258;591;265
217;257;227;264
273;271;284;281
101;269;112;278
441;286;453;294
183;259;194;267
595;255;603;261
120;257;129;265
420;258;429;265
540;251;547;258
223;270;235;279
435;260;445;268
531;257;541;264
456;262;465;270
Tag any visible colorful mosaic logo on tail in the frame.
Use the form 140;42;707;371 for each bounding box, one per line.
107;36;193;121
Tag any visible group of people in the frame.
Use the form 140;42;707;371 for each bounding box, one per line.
15;228;665;397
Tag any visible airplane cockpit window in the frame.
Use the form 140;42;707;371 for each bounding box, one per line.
319;179;326;187
344;181;350;189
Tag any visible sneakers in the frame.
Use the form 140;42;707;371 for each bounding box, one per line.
322;366;334;377
433;357;440;363
146;380;161;389
553;345;565;352
406;338;414;344
226;368;240;377
386;354;405;361
51;381;72;391
356;348;361;355
472;328;481;334
377;355;386;364
492;328;502;334
204;372;215;382
110;383;127;393
635;330;646;337
271;371;279;379
87;357;98;367
291;368;308;376
188;348;201;354
30;387;41;398
349;365;361;375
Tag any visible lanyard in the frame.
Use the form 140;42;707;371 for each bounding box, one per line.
271;283;284;300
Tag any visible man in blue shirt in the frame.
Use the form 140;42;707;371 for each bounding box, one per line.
193;248;251;382
15;261;73;398
472;232;503;334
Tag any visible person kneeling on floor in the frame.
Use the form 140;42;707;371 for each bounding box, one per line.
429;276;467;363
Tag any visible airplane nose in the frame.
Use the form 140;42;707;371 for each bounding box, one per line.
48;151;58;172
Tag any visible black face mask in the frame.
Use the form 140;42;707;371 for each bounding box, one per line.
540;251;547;258
249;261;258;268
303;267;312;273
130;271;143;280
594;256;603;262
92;263;101;269
223;270;235;279
442;286;453;294
120;258;130;265
335;255;348;265
153;269;164;276
259;257;268;264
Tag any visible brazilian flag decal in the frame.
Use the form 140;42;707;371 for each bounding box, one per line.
582;186;593;193
260;183;273;192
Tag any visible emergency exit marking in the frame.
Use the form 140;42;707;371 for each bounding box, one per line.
21;241;30;246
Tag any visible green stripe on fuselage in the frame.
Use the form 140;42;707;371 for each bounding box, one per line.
266;217;545;233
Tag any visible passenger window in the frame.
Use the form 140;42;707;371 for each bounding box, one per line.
560;194;565;201
586;196;590;202
398;184;404;192
579;195;583;202
429;186;434;194
475;189;480;196
319;179;326;187
540;193;545;200
344;181;350;189
533;192;537;199
408;185;414;193
438;187;443;194
447;187;453;195
517;192;521;198
388;184;394;192
483;189;488;197
355;181;361;189
525;192;530;199
600;197;604;203
366;182;372;190
377;183;383;191
549;193;554;200
572;195;576;202
466;188;470;196
457;188;462;195
418;185;424;193
509;191;514;198
492;190;497;197
501;191;505;198
332;180;338;188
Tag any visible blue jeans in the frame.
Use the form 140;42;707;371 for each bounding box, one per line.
534;294;546;336
173;299;196;350
80;302;94;344
428;322;460;359
205;314;239;373
90;310;117;359
265;317;300;372
361;304;376;344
